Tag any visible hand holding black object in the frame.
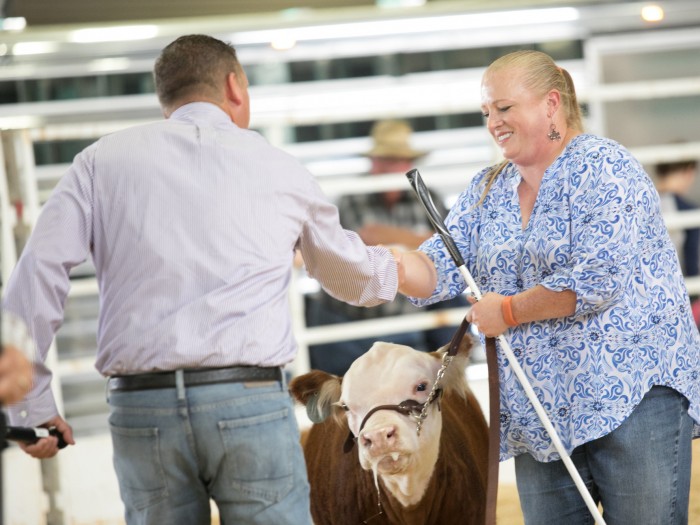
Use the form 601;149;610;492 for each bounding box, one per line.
5;426;68;449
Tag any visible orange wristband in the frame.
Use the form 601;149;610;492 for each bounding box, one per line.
501;295;518;327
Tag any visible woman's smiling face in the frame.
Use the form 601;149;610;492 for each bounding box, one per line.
480;67;552;169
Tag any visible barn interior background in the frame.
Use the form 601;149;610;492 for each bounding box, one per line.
1;0;700;523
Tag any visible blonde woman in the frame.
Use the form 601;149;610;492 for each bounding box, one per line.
395;50;700;524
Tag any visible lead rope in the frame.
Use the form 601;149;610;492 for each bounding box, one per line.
416;353;452;436
484;336;499;525
416;316;472;435
417;318;500;525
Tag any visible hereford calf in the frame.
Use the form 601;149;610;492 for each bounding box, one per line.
289;338;488;525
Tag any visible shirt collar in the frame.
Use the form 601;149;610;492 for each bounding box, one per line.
169;102;233;125
502;162;521;189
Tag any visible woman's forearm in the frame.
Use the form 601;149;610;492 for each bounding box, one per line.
468;285;577;337
511;285;576;323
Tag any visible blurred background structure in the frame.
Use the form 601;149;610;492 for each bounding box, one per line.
1;1;700;523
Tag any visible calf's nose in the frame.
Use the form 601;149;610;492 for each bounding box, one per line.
360;425;397;450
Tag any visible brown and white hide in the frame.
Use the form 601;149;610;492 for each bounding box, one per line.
289;338;489;525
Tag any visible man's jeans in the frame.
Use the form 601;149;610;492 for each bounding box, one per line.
107;376;312;525
515;385;693;525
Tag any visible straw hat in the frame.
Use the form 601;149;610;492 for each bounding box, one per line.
365;119;426;159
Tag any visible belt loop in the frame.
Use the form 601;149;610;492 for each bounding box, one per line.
175;369;185;400
280;367;287;391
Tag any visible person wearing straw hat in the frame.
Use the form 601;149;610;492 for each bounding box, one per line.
306;119;468;376
392;50;700;524
351;119;435;248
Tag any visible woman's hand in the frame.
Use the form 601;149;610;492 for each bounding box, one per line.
466;286;577;337
391;249;438;299
466;292;509;337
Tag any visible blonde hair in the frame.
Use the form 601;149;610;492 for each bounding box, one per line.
477;50;584;206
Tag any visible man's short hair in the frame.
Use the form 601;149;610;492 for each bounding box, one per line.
154;34;241;109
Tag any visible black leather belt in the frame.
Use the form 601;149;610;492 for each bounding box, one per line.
108;366;282;392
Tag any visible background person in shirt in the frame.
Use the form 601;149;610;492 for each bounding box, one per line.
1;34;398;525
392;50;700;524
654;158;700;327
306;119;467;375
654;158;699;279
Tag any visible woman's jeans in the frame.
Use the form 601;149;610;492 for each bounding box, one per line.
107;375;312;525
515;386;693;525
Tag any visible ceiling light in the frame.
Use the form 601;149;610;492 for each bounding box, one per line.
1;17;26;31
232;7;579;46
69;25;159;43
87;57;131;72
641;5;664;22
270;35;297;51
376;0;426;7
12;41;59;55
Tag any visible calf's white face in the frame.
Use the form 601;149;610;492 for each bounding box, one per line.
339;342;445;506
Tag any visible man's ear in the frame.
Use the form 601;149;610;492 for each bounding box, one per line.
225;71;244;106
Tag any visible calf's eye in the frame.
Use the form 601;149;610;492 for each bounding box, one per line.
416;382;427;392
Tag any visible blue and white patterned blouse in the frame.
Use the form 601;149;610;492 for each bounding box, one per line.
412;134;700;462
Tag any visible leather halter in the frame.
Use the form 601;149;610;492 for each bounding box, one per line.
344;318;476;455
343;391;443;453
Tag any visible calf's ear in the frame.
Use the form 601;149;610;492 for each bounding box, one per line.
433;328;474;361
288;370;342;424
431;332;474;394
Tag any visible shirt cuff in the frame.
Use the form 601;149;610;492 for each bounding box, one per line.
6;386;59;428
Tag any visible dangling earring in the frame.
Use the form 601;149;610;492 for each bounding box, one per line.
548;121;561;141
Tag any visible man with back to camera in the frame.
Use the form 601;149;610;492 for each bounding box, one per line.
2;34;399;525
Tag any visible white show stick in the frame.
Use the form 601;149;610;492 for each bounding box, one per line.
406;168;605;525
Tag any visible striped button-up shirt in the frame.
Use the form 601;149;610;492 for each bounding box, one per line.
4;102;398;426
